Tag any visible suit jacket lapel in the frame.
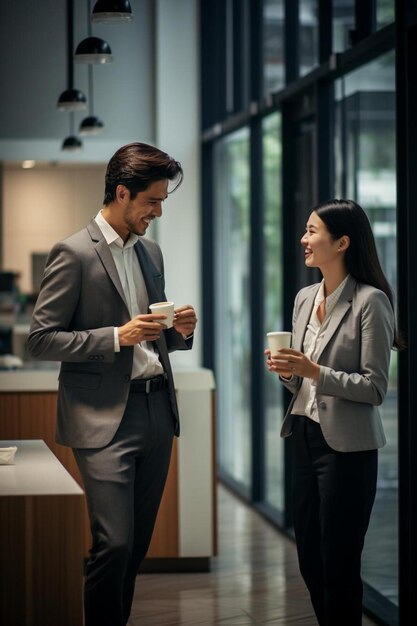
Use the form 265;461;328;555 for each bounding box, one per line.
133;239;160;306
315;276;356;362
87;220;130;312
134;239;170;366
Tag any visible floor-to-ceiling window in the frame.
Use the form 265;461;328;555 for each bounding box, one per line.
202;1;405;622
262;112;285;513
263;0;285;95
333;0;355;53
377;1;395;29
215;128;252;492
299;0;319;76
334;50;398;609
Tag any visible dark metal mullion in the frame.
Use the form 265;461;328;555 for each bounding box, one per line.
200;0;217;372
250;117;266;503
396;2;417;624
285;0;299;84
225;0;234;114
352;99;359;200
354;0;376;42
249;0;263;103
281;100;297;528
201;142;215;372
318;0;332;63
247;0;265;502
340;78;348;197
316;79;333;202
232;0;243;113
201;0;227;129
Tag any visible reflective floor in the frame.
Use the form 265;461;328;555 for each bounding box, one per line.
129;484;377;625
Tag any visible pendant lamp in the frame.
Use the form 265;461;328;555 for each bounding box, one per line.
57;0;87;111
62;135;83;151
79;1;105;134
62;113;83;151
74;36;112;64
91;0;133;23
79;115;104;135
58;88;87;111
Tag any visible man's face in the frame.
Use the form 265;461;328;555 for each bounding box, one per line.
123;179;168;236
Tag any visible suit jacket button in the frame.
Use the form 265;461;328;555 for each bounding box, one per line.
319;401;326;409
124;374;130;382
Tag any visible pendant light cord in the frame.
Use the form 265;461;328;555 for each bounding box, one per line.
67;0;74;90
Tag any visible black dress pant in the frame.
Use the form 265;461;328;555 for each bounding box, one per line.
73;387;175;626
291;415;377;626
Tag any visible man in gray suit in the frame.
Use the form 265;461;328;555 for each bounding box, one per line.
28;142;197;626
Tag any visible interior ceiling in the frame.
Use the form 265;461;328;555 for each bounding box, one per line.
0;0;155;163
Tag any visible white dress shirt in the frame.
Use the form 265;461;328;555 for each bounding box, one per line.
95;210;164;379
291;275;349;423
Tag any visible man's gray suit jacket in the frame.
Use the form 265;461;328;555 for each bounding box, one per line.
28;219;192;449
280;275;394;452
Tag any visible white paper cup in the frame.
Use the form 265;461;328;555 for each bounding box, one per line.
149;301;175;328
266;331;292;354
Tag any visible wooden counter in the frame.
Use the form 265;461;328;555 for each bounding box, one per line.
0;439;84;626
0;367;216;571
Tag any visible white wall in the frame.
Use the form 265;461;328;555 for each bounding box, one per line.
155;0;201;367
3;165;105;292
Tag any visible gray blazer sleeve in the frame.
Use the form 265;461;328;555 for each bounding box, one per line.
27;241;115;362
317;289;394;405
279;290;301;395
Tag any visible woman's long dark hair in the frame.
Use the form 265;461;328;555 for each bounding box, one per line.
313;198;404;350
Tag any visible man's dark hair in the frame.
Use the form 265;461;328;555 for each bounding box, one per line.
103;142;183;205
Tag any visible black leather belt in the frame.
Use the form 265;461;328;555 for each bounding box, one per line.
129;374;168;394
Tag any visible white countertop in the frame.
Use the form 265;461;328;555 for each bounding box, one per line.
0;366;215;392
0;440;84;496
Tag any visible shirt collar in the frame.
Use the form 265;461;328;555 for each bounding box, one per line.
95;210;139;249
314;274;350;317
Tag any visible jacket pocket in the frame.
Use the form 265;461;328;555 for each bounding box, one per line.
60;371;101;389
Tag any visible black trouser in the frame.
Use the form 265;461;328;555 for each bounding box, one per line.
291;415;377;626
74;387;174;626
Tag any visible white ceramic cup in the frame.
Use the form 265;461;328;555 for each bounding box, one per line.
266;331;292;354
149;301;175;328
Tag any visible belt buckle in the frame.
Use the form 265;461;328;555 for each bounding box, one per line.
145;379;152;394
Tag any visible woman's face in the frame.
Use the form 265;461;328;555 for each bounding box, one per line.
300;211;343;271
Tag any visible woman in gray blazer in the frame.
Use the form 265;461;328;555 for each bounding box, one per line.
265;199;402;626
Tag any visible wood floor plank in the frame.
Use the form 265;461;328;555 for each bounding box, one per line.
130;484;378;625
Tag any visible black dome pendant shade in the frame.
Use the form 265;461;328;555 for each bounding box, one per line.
61;135;83;151
79;115;104;135
62;113;83;151
91;0;133;23
74;36;112;63
57;88;87;111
